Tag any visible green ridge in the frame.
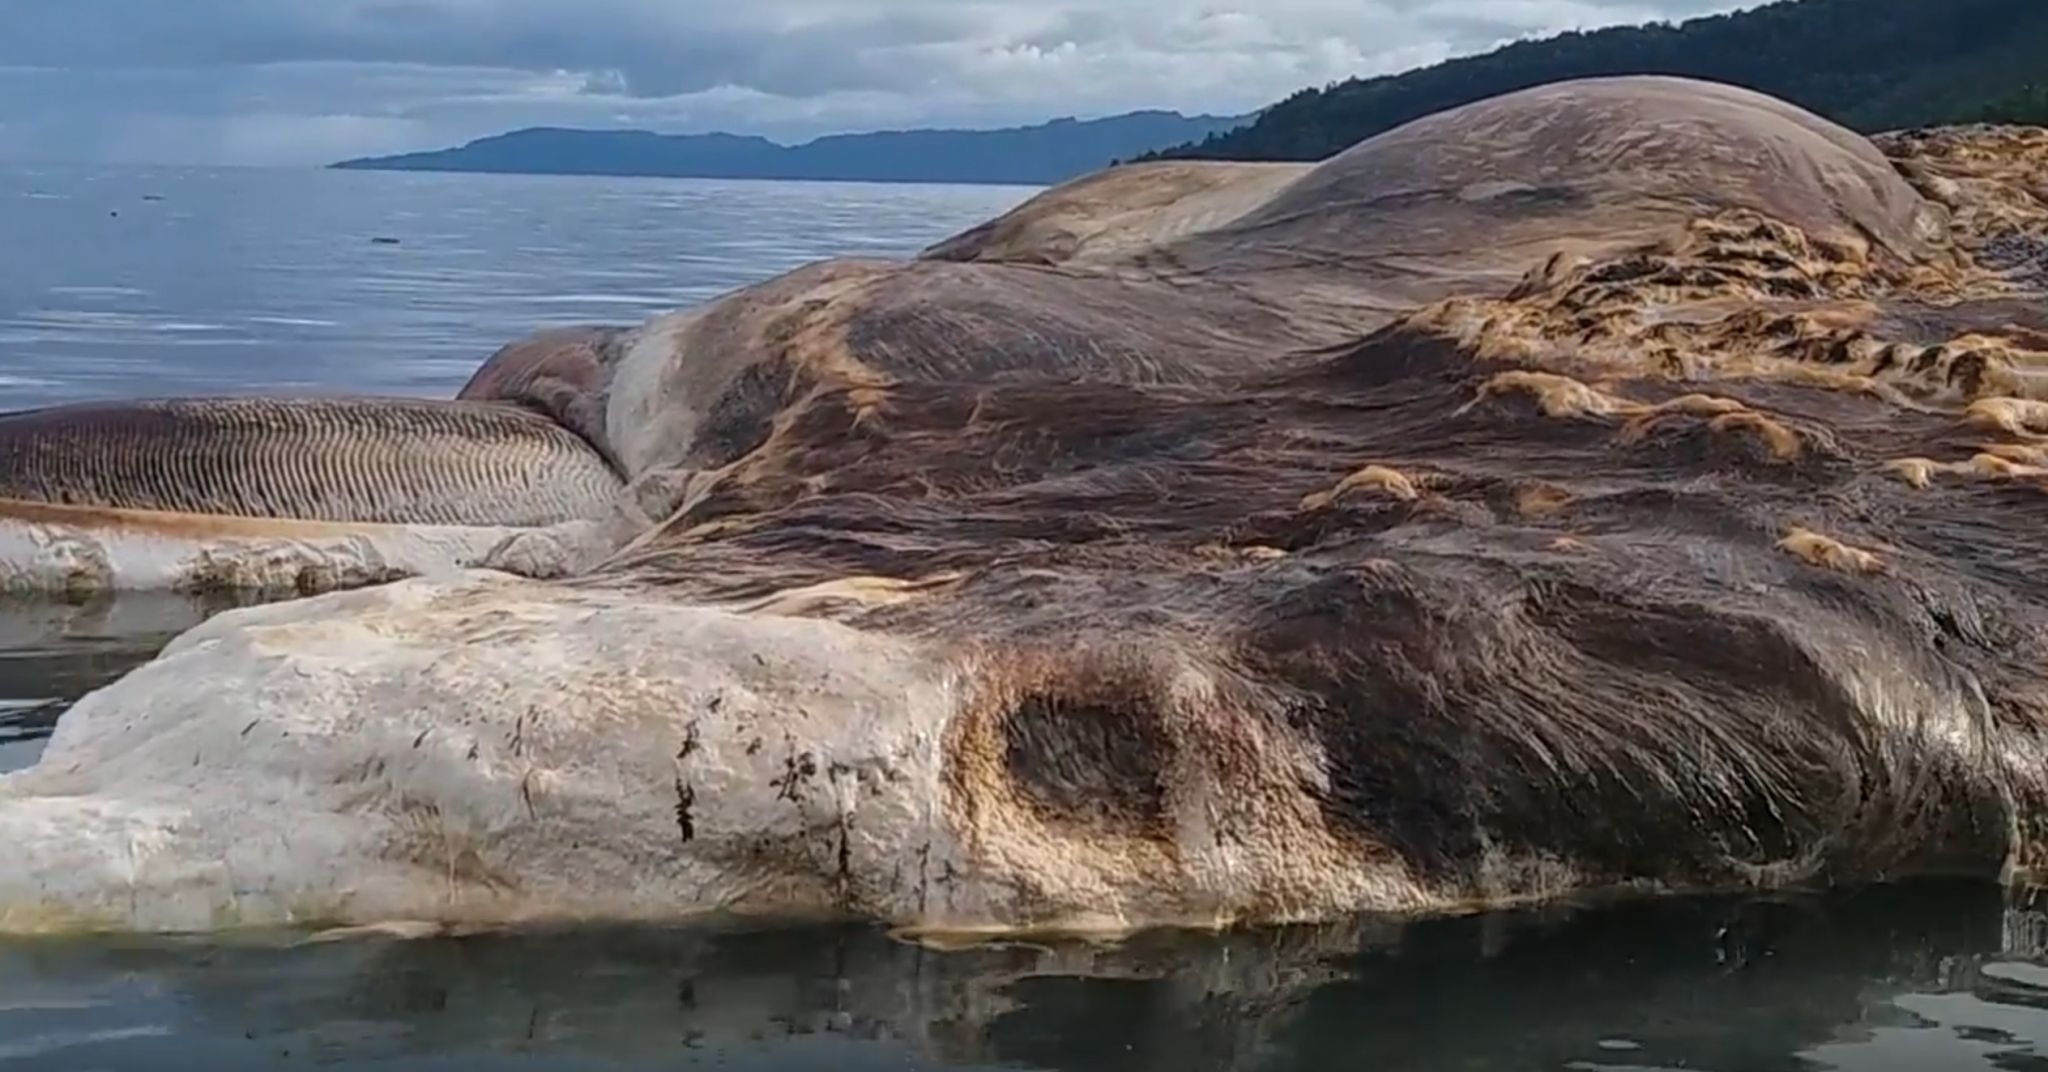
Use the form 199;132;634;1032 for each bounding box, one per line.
1141;0;2048;163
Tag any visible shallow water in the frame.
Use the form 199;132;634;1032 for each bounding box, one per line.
4;165;2048;1070
3;880;2048;1069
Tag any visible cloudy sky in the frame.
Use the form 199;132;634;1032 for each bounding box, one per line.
0;0;1754;166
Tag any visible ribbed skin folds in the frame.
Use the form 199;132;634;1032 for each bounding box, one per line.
0;397;624;527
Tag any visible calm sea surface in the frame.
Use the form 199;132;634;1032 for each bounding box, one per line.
3;164;2048;1071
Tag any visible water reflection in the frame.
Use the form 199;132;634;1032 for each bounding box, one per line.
0;880;2045;1069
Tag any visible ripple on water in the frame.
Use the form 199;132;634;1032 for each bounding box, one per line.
42;286;149;300
5;310;244;339
517;293;680;306
0;701;59;775
242;316;342;329
0;879;2036;1070
0;1025;175;1064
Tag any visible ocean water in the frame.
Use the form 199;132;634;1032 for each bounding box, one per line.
4;164;2048;1071
0;164;1032;406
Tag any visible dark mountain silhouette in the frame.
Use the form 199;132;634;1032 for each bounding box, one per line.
1140;0;2048;163
330;111;1249;186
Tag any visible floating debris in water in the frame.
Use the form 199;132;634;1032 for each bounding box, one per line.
370;236;401;245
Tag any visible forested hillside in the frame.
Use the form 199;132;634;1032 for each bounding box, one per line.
1143;0;2048;163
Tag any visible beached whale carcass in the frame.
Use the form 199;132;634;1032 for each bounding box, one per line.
3;76;2048;936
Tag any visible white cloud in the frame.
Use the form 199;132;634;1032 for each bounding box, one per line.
0;0;1757;165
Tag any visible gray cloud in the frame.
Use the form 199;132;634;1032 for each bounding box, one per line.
0;0;1754;165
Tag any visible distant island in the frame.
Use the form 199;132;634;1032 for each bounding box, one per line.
330;110;1249;186
333;0;2048;184
1143;0;2048;163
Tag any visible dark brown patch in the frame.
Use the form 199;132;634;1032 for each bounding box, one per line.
685;358;799;469
1000;693;1171;832
674;778;697;843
